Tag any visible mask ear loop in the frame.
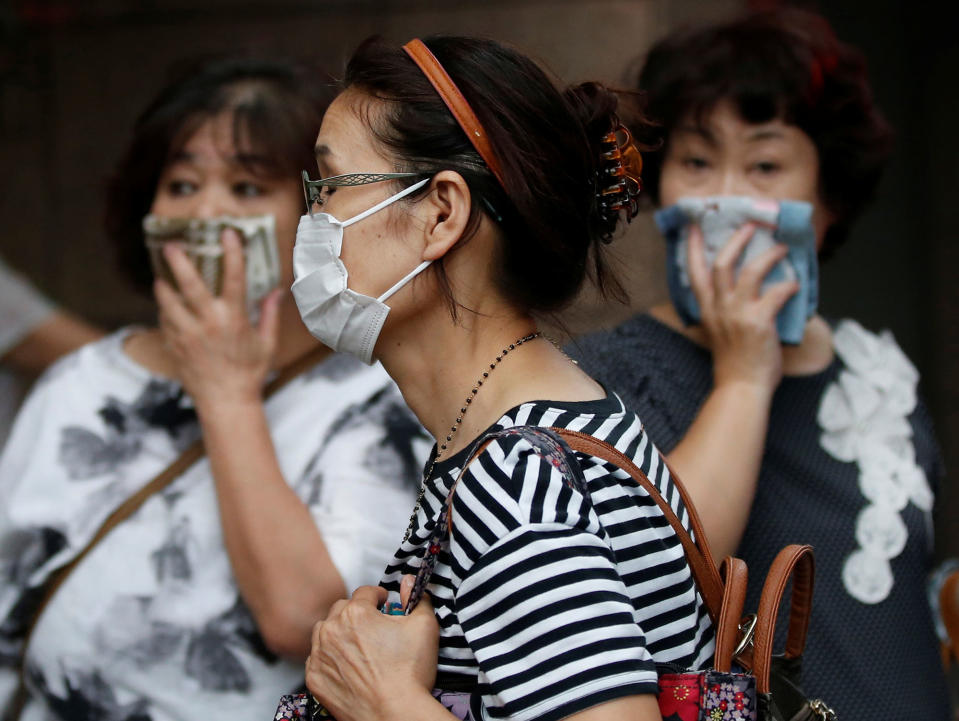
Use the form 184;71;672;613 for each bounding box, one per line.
377;260;432;303
335;176;434;302
340;177;432;227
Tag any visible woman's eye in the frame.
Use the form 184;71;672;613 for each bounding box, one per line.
752;161;781;175
233;181;265;198
682;156;710;171
167;180;197;196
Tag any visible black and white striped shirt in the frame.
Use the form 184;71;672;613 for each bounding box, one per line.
382;393;714;721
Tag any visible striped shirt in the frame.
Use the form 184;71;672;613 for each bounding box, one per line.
382;393;714;721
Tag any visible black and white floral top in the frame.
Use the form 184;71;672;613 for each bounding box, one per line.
0;328;430;721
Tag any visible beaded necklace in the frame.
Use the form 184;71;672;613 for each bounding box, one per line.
402;331;541;543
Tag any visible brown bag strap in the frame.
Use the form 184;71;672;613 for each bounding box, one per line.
714;557;748;672
21;345;327;650
940;569;959;668
753;544;815;694
552;428;726;624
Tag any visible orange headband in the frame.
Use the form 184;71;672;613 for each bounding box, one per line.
402;38;507;190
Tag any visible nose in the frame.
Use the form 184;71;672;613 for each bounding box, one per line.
190;184;238;219
717;168;751;197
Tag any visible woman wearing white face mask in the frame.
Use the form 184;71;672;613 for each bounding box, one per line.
0;55;428;721
298;36;716;721
569;9;950;721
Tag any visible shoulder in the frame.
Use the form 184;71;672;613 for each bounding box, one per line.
290;354;420;434
454;428;573;516
565;313;659;368
0;328;156;468
569;317;710;452
30;327;140;392
450;401;651;543
568;313;708;387
295;354;408;408
448;425;599;557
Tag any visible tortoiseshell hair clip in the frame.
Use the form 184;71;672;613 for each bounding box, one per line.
596;122;643;239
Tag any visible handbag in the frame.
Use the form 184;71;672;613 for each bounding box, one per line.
278;425;835;721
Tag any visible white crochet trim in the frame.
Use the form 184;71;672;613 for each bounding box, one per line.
817;319;932;604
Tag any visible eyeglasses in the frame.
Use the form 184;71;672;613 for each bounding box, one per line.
301;170;425;213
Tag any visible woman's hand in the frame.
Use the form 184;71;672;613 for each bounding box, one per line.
305;575;441;721
154;229;283;409
687;223;799;395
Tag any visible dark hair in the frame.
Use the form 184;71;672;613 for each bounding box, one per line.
635;8;893;258
104;54;331;294
343;35;642;317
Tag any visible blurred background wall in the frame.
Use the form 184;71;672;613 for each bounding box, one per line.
0;0;955;555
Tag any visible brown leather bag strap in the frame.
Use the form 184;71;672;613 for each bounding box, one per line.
752;544;815;694
553;428;726;624
940;569;959;667
21;345;327;650
714;557;748;672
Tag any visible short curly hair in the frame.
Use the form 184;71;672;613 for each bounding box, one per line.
635;8;893;258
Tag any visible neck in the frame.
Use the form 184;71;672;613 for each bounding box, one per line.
648;302;834;376
378;302;603;459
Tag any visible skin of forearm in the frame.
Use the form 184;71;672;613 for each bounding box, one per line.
665;380;774;560
2;312;103;375
197;397;346;658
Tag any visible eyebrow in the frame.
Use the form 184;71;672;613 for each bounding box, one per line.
314;144;332;159
167;150;194;164
233;152;274;167
673;125;717;145
746;128;786;142
165;150;273;167
672;125;786;144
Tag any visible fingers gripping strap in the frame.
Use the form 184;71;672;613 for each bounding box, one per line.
402;38;507;190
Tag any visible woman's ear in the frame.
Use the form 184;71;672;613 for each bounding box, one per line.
420;170;472;261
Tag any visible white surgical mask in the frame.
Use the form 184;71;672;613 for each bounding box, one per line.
291;178;431;364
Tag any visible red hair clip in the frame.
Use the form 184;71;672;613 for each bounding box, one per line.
808;51;838;105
